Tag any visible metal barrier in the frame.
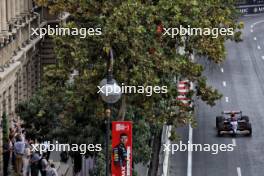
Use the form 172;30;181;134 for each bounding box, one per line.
237;4;264;14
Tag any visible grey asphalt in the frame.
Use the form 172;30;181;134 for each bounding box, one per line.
169;14;264;176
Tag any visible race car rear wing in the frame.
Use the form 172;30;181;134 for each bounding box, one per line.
222;111;242;115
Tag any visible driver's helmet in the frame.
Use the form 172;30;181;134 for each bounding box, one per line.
230;112;237;121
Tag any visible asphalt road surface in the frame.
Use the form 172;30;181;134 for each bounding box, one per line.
168;14;264;176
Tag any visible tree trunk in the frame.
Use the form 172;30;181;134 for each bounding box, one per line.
118;95;127;121
148;128;162;176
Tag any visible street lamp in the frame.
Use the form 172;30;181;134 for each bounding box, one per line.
99;78;122;104
99;48;121;176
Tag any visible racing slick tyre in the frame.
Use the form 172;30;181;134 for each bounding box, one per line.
217;129;223;137
216;116;223;128
241;116;249;122
246;123;252;136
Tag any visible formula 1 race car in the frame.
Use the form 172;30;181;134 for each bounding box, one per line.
216;111;252;136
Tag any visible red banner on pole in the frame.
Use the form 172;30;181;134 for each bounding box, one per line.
112;121;132;176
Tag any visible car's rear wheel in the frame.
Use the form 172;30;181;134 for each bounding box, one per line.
246;123;252;136
241;116;249;122
217;124;224;136
216;116;223;128
217;130;223;137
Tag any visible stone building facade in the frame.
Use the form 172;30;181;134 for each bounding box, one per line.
0;0;47;173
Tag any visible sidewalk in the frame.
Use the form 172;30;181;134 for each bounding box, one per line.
7;155;72;176
49;151;72;176
135;163;149;176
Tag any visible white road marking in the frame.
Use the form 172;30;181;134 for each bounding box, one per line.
262;56;264;60
187;124;193;176
254;37;257;41
232;138;237;146
223;81;226;87
251;29;253;32
258;45;261;50
225;97;229;102
251;20;264;28
237;167;242;176
221;68;224;73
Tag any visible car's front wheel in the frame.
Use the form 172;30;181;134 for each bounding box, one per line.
241;116;249;122
216;116;223;128
247;123;252;136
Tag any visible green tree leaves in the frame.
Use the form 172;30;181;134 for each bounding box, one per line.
18;1;242;173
